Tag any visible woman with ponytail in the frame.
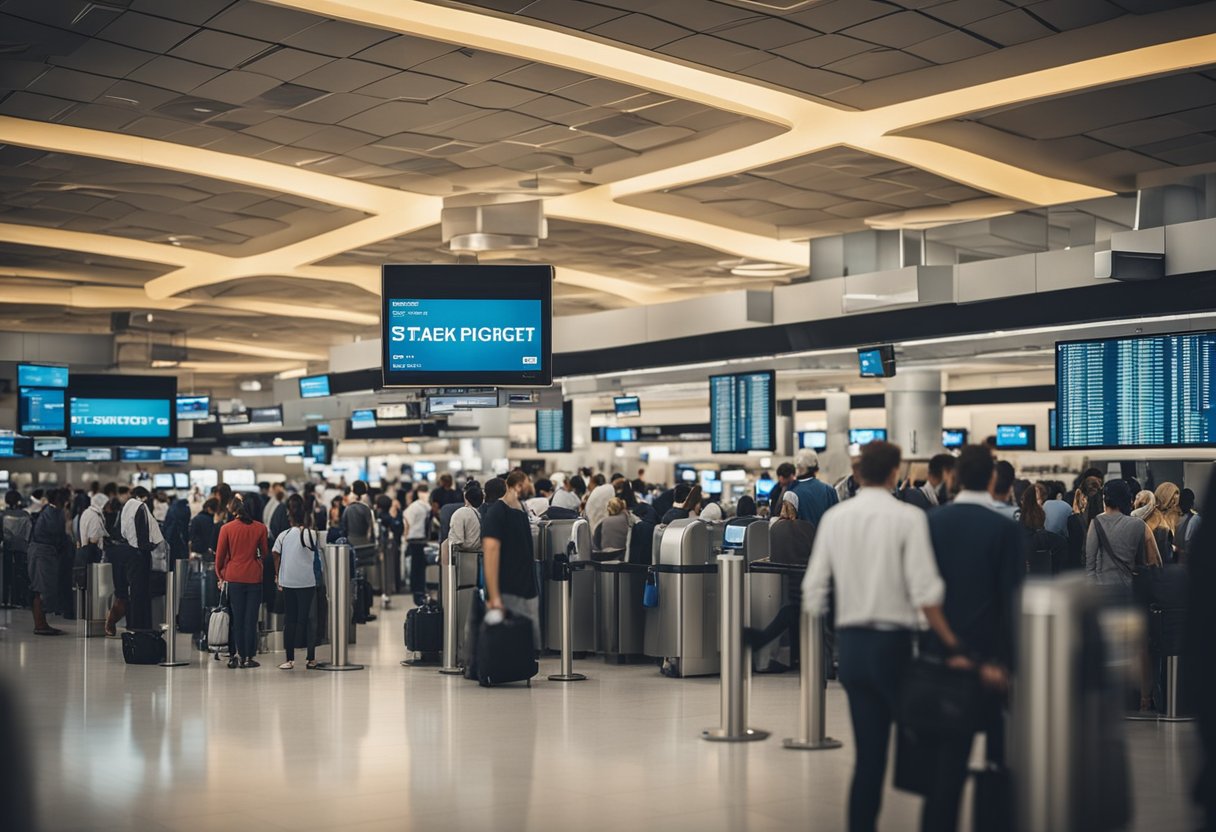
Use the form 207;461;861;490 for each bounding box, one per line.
215;495;269;669
272;493;319;669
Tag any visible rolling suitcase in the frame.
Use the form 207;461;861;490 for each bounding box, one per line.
121;630;166;665
176;570;205;635
205;591;230;659
476;612;538;687
405;598;443;655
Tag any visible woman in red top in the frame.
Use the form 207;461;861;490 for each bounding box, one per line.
215;496;269;668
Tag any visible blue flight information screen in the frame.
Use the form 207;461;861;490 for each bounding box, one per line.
849;428;887;446
18;364;69;388
995;425;1033;449
299;375;331;398
710;371;775;453
351;410;377;430
1057;332;1216;449
536;404;570;453
70;398;171;439
20;388;65;433
386;298;543;374
858;349;884;377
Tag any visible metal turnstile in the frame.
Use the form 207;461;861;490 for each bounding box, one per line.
540;519;595;653
652;518;719;677
592;539;649;663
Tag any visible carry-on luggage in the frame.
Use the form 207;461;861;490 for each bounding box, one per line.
405;598;443;655
476;611;538;687
205;591;231;658
353;571;373;624
121;630;166;665
177;570;205;635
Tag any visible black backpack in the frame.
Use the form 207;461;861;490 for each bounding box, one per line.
628;519;656;565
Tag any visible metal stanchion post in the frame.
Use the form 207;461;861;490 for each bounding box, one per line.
549;558;586;682
784;611;841;750
1160;655;1192;723
439;547;463;675
159;566;188;667
317;543;364;672
703;554;767;742
379;540;392;609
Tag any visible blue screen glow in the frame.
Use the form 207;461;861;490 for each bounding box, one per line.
995;425;1033;449
942;429;968;448
161;447;189;462
18;364;68;388
798;430;826;451
849;428;887;446
858;349;883;377
386;298;543;374
176;395;210;420
614;396;641;416
53;447;113;462
600;427;637;442
351;410;377;430
120;447;162;462
299;375;331;398
20;388;65;433
71;398;171;439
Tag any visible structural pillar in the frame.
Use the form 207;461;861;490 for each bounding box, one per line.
820;392;851;484
884;370;943;459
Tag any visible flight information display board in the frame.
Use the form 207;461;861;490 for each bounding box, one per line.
381;265;553;387
1056;331;1216;449
709;371;775;453
19;388;65;434
536;401;572;453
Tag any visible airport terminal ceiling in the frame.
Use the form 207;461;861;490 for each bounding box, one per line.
2;0;1216;389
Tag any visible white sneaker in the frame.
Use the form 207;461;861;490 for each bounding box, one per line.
278;661;294;670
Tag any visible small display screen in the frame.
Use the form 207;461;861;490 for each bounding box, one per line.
942;428;968;449
995;424;1035;449
414;461;437;475
20;388;66;434
120;447;162;462
161;447;189;463
798;430;827;451
0;435;33;458
153;473;175;489
351;409;377;430
723;524;746;547
858;345;896;378
308;442;331;465
176;395;211;421
614;396;641;417
595;426;638;442
250;406;282;426
298;375;331;399
535;402;572;453
174;473;189;489
53;447;113;462
18;363;69;388
34;437;68;452
755;478;775;500
849;428;887;446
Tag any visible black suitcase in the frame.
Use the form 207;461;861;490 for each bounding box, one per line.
476;612;538;687
971;764;1012;832
352;572;373;624
121;630;166;665
405;599;443;654
176;572;205;634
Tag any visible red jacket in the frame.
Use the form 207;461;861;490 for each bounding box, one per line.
215;519;269;584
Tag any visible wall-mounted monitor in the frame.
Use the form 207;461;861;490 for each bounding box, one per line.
18;363;69;389
858;345;896;378
249;406;283;426
1056;331;1215;449
428;392;499;411
222;468;256;487
34;437;68;453
535;400;572;453
298;375;331;399
161;447;189;463
413;461;437;476
614;396;641;417
381;264;553;388
350;409;377;430
153;473;175;489
19;387;65;434
176;395;211;421
849;428;887;446
307;441;332;465
120;447;162;462
995;424;1036;450
53;447;113;462
755;477;775;501
675;463;697;483
709;370;775;453
0;435;33;458
67;374;176;446
173;473;189;489
219;411;249;425
592;426;638;443
798;430;827;451
942;428;968;449
699;470;722;495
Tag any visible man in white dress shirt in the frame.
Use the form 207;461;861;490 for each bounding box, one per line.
803;440;963;832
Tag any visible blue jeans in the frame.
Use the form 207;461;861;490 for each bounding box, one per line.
227;581;261;660
836;628;913;832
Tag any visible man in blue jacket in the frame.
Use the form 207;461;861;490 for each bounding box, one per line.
790;449;838;526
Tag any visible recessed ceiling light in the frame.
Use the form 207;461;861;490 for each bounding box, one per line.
192;107;213;114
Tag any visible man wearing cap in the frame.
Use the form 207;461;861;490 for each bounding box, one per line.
790;448;838;526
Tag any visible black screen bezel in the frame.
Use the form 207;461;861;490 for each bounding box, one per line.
381;264;553;388
995;424;1037;450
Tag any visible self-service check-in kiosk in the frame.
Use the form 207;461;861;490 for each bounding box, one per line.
539;519;595;653
651;518;719;677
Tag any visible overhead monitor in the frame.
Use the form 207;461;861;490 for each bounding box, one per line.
675;463;697;483
848;428;887;446
308;441;332;465
176;395;211;421
798;430;827;451
53;447;114;462
173;473;189;489
535;400;573;453
218;411;249;425
614;396;641;417
858;345;896;378
381;264;553;388
161;447;189;463
995;424;1036;450
723;523;746;548
413;461;437;475
942;428;968;449
222;469;257;487
34;437;68;453
0;435;33;458
593;426;638;443
1056;331;1216;449
249;406;283;426
350;409;377;430
153;473;175;489
17;363;69;389
376;403;420;420
298;375;331;399
699;470;722;495
67;373;176;446
190;469;219;490
316;423;330;435
19;387;66;434
709;370;775;453
428;392;499;411
120;447;162;462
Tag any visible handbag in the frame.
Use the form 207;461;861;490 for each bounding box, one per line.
898;656;981;738
642;571;659;608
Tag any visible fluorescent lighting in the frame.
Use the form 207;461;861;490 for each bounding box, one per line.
275;367;308;380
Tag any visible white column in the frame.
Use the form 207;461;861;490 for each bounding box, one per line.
884;370;943;459
821;392;851;484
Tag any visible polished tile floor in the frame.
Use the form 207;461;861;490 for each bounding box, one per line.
0;604;1202;832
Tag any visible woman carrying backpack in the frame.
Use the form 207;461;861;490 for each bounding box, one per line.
273;494;320;670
